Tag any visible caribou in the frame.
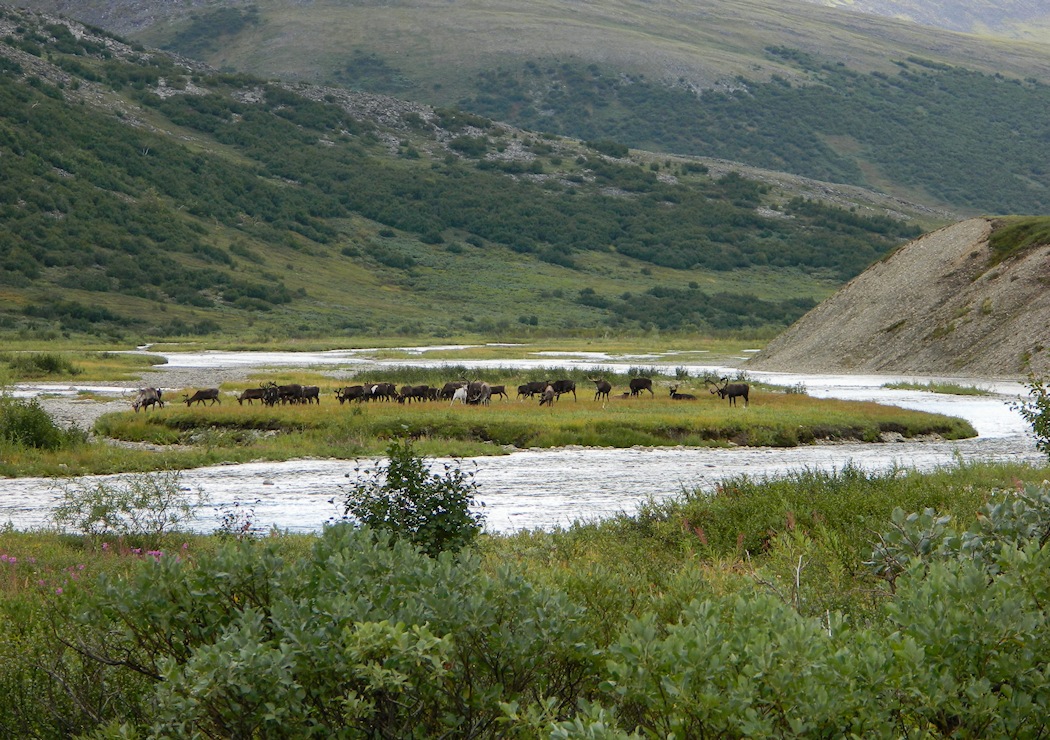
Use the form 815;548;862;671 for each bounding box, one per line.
669;385;697;400
629;377;654;397
237;387;268;405
538;384;556;407
132;387;163;412
365;383;398;402
184;388;221;406
589;378;612;402
439;381;468;400
335;385;367;404
466;381;491;406
709;376;750;407
517;380;549;400
550;379;577;401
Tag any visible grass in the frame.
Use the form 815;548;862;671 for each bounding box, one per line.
988;215;1050;266
6;380;965;479
882;380;994;396
0;350;166;383
2;446;1049;734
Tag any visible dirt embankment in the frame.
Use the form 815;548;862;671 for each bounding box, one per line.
748;218;1050;379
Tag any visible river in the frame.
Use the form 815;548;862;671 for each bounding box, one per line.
1;347;1043;534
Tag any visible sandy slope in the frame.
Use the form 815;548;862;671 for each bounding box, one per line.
748;217;1050;379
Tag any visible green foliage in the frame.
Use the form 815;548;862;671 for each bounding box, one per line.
67;525;592;737
1015;372;1050;459
0;396;84;450
50;472;209;542
644;463;990;565
465;54;1050;213
162;5;260;57
581;284;817;332
988;216;1050;266
342;438;485;557
1;351;82;378
0;11;929;340
7;465;1050;734
870;482;1050;587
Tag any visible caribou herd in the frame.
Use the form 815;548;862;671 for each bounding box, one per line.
131;376;751;411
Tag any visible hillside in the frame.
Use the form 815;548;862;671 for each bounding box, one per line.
0;5;936;343
799;0;1050;39
747;217;1050;378
13;0;1050;214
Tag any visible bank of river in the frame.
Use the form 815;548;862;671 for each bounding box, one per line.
3;349;1043;533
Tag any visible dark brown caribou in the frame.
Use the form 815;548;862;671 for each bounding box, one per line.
365;383;398;402
517;380;549;400
550;379;577;401
397;385;432;404
277;383;304;404
589;378;612;402
184;388;221;406
488;385;509;401
335;385;367;404
132;387;163;412
237;387;268;405
709;376;750;407
669;385;697;400
439;381;468;400
302;386;320;404
629;377;654;397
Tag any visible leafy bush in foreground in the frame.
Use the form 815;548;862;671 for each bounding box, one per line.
68;525;592;737
4;473;1050;736
1016;372;1050;460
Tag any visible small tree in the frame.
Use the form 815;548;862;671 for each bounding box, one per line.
51;471;208;542
342;438;484;557
1015;372;1050;459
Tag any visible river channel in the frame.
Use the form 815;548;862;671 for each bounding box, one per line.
1;347;1044;534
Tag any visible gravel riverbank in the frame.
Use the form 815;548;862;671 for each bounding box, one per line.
35;366;262;433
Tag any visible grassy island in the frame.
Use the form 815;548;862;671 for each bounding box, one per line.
0;375;975;478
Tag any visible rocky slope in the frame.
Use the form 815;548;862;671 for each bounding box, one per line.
748;218;1050;379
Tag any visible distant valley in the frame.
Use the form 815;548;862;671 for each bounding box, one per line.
3;0;1050;352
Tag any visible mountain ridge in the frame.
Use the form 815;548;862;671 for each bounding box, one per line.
0;4;934;342
12;0;1050;215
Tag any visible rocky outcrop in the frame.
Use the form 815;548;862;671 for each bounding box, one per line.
748;218;1050;379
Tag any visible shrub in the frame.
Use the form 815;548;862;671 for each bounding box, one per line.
341;438;485;557
4;352;82;377
1015;372;1050;459
0;396;82;450
50;471;208;542
68;525;593;737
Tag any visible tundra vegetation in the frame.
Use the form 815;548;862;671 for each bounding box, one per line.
2;444;1050;734
0;10;931;345
0;365;976;477
0;374;1045;735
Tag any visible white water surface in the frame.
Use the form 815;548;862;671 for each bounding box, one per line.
1;348;1042;534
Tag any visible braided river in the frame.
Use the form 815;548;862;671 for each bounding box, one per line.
1;347;1043;534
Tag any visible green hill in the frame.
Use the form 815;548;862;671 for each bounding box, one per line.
1;6;937;342
18;0;1050;214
